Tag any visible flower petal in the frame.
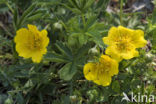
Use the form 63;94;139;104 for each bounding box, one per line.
40;30;49;48
16;44;32;58
118;26;134;37
94;73;112;86
109;59;119;76
131;30;147;48
106;27;120;45
14;28;29;44
121;49;139;60
28;24;38;32
31;52;43;63
83;63;97;81
103;37;109;45
105;46;122;62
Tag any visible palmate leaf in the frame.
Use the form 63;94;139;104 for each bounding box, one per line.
45;40;90;81
74;43;90;60
85;15;97;31
44;41;73;63
86;30;105;49
69;33;87;47
44;52;71;63
16;3;36;29
55;41;73;59
89;23;108;33
58;43;90;81
63;0;95;14
58;62;77;81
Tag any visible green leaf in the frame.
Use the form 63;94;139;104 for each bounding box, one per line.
59;62;77;81
62;4;81;14
37;0;61;6
55;41;73;59
69;0;80;9
16;93;24;104
78;34;87;46
83;0;94;10
88;23;108;34
112;80;120;93
17;3;36;28
95;0;110;10
68;34;79;47
4;98;13;104
85;15;97;30
86;31;105;48
27;13;43;21
75;43;90;60
44;52;71;63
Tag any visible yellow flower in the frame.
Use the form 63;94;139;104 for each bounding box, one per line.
103;26;147;61
83;55;119;86
14;24;49;63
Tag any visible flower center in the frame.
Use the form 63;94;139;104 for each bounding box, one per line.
27;32;42;51
115;36;133;52
98;61;111;74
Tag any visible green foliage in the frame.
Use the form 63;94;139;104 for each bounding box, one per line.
0;0;155;104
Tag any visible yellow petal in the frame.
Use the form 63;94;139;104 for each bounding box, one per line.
131;30;147;48
118;26;134;37
41;30;48;36
109;59;119;76
28;24;38;32
121;49;139;60
83;63;97;80
14;28;29;44
107;27;120;43
103;37;110;45
105;46;122;62
31;52;43;63
94;72;112;86
16;44;32;58
40;30;49;48
108;27;118;37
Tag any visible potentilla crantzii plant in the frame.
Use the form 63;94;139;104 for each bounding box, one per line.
0;0;155;104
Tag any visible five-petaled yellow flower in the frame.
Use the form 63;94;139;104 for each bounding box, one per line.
83;55;119;86
14;24;49;63
103;26;147;61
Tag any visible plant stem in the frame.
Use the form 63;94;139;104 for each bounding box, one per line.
120;0;123;25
